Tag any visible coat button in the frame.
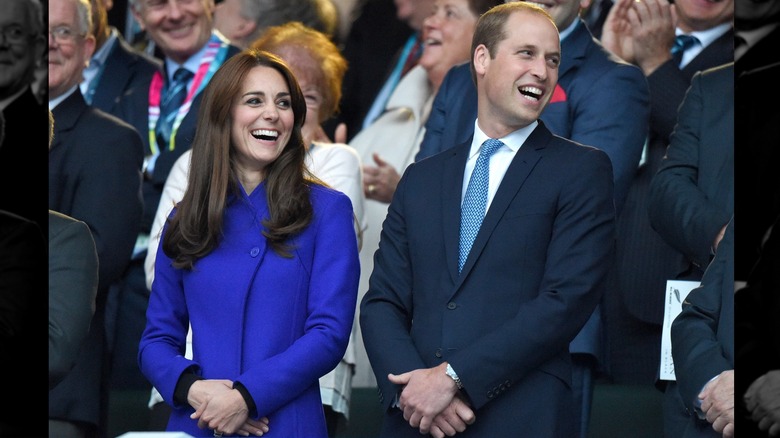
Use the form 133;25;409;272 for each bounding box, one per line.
250;247;260;257
435;348;442;358
447;302;457;310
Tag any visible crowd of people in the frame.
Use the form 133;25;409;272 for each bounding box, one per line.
27;0;774;436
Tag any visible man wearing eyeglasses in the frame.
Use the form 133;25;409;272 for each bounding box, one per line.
48;0;145;437
0;0;47;228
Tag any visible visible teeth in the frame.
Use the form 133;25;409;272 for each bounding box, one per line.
251;129;278;139
425;38;439;45
519;86;542;100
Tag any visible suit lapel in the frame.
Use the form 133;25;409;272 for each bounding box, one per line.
51;90;88;151
453;124;551;291
442;141;470;285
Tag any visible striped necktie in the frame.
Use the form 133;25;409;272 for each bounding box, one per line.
155;68;193;149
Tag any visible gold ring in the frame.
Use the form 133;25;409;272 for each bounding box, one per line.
368;184;376;194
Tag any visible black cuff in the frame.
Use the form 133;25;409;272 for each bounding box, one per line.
174;372;204;406
233;381;257;417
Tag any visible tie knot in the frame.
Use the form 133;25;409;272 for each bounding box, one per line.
480;138;504;158
671;34;698;55
172;68;193;85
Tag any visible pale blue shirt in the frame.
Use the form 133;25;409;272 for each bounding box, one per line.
462;120;537;210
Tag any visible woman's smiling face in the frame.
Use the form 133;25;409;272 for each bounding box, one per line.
231;65;295;176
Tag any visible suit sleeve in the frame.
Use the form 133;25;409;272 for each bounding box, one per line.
360;162;429;411
671;216;733;411
648;70;732;269
566;61;649;214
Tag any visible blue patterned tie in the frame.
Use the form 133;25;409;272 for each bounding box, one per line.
671;34;698;67
459;138;504;272
155;68;193;148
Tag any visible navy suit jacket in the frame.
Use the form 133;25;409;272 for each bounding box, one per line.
117;44;241;235
361;122;615;437
671;216;734;438
48;89;144;426
648;63;734;281
415;18;647;364
90;29;162;119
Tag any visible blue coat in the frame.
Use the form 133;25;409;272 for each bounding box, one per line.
140;183;360;437
361;122;615;437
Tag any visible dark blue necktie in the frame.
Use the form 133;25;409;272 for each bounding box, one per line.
459;138;504;272
671;34;698;67
155;68;193;148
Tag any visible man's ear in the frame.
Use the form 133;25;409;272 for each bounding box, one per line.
473;44;489;76
130;5;146;31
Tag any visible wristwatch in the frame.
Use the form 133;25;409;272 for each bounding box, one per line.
445;363;463;390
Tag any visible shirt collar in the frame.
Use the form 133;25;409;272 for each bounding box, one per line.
470;119;538;159
677;22;732;48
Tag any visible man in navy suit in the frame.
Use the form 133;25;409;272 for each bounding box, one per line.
414;1;649;435
360;4;615;437
671;216;734;438
48;0;145;436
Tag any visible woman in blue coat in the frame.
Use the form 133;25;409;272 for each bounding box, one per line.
139;50;360;437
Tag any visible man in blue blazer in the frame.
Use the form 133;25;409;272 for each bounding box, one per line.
414;1;648;435
360;4;616;437
672;216;734;438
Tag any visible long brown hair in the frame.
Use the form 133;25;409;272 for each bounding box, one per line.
162;49;313;269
